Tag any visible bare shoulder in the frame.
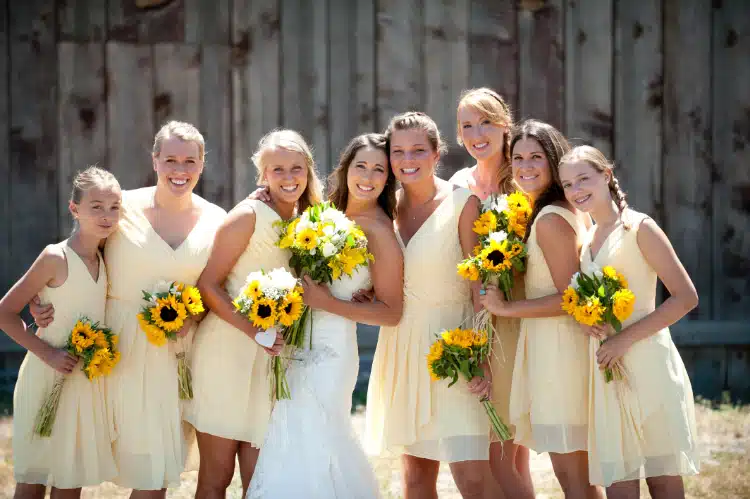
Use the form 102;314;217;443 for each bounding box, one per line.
535;210;577;240
35;243;69;286
193;193;228;218
358;212;396;240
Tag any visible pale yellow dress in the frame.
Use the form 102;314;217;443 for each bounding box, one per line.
582;210;699;486
365;188;489;462
509;204;590;453
449;168;523;440
13;243;116;488
186;200;287;448
104;188;225;489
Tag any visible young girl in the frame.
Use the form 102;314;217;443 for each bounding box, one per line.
186;129;323;498
247;132;404;498
558;145;699;498
479;120;604;499
0;167;121;498
451;87;535;499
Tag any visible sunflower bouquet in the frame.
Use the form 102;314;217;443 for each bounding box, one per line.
427;327;511;441
137;280;204;399
35;317;120;437
232;268;305;400
562;265;636;382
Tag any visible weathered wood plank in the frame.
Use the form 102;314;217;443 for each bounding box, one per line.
185;0;230;44
329;0;356;174
311;0;331;176
0;0;9;293
726;347;750;402
108;0;184;42
376;0;423;129
152;44;200;133
468;0;517;107
565;0;613;155
232;0;281;202
58;42;108;238
280;0;313;137
613;0;662;221
425;0;470;176
9;0;59;281
663;0;713;319
199;45;233;209
58;0;107;41
678;346;727;401
106;43;156;190
671;321;750;346
712;0;750;320
517;0;564;129
354;0;377;136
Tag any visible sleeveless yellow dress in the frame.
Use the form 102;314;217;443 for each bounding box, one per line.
365;188;489;462
104;188;225;489
582;211;699;486
449;169;523;440
186;200;287;448
509;204;590;453
13;243;116;488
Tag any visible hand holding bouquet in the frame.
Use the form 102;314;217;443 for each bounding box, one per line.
233;268;305;400
35;317;120;436
562;265;636;382
137;281;204;399
427;327;511;441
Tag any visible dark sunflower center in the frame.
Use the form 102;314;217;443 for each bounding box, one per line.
257;304;273;319
284;303;293;314
160;306;179;322
487;250;503;266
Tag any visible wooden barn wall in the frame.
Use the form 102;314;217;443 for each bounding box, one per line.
0;0;749;399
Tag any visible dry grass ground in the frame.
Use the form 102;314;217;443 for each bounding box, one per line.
0;399;746;498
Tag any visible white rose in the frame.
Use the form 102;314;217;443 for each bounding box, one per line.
493;195;509;213
267;267;297;291
489;230;508;244
322;224;335;237
569;272;580;290
310;248;317;256
321;242;337;258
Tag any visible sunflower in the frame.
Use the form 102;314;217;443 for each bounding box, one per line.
426;340;445;380
612;289;636;322
143;323;168;346
561;287;579;314
473;211;497;236
250;297;277;330
93;331;109;350
457;260;480;281
472;330;489;347
442;328;474;349
507;191;532;216
278;292;304;327
574;298;605;326
150;295;187;333
602;266;618;280
480;242;511;272
295;228;318;251
71;321;95;353
181;286;205;315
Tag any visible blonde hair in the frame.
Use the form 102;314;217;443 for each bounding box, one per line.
70;166;121;204
152;121;205;160
251;129;324;212
560;145;629;224
457;87;515;194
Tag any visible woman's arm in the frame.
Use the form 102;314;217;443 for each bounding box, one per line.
196;202;283;355
458;194;483;313
597;218;699;368
480;212;581;319
0;247;78;373
301;219;404;327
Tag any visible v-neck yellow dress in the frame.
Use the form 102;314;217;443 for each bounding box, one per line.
365;188;489;463
104;188;225;489
186;200;289;450
582;210;698;485
13;243;116;488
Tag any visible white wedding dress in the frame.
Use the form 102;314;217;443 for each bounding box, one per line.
247;267;381;499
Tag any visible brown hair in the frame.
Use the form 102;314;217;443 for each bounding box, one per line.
251;129;324;213
70;166;121;204
510;120;571;241
559;145;629;225
328;133;397;219
384;111;448;156
153;121;205;160
456;87;515;194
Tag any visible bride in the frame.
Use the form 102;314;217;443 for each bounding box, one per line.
247;133;404;498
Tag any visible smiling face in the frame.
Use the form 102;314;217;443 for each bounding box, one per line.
346;146;389;203
152;137;204;198
511;137;552;199
70;184;122;239
559;159;611;213
457;104;507;162
389;128;439;185
260;146;309;205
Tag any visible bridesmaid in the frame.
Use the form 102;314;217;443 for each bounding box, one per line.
479;120;603;498
0;167;121;499
558;146;698;498
365;111;490;499
450;87;534;499
31;121;227;498
186;129;323;498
